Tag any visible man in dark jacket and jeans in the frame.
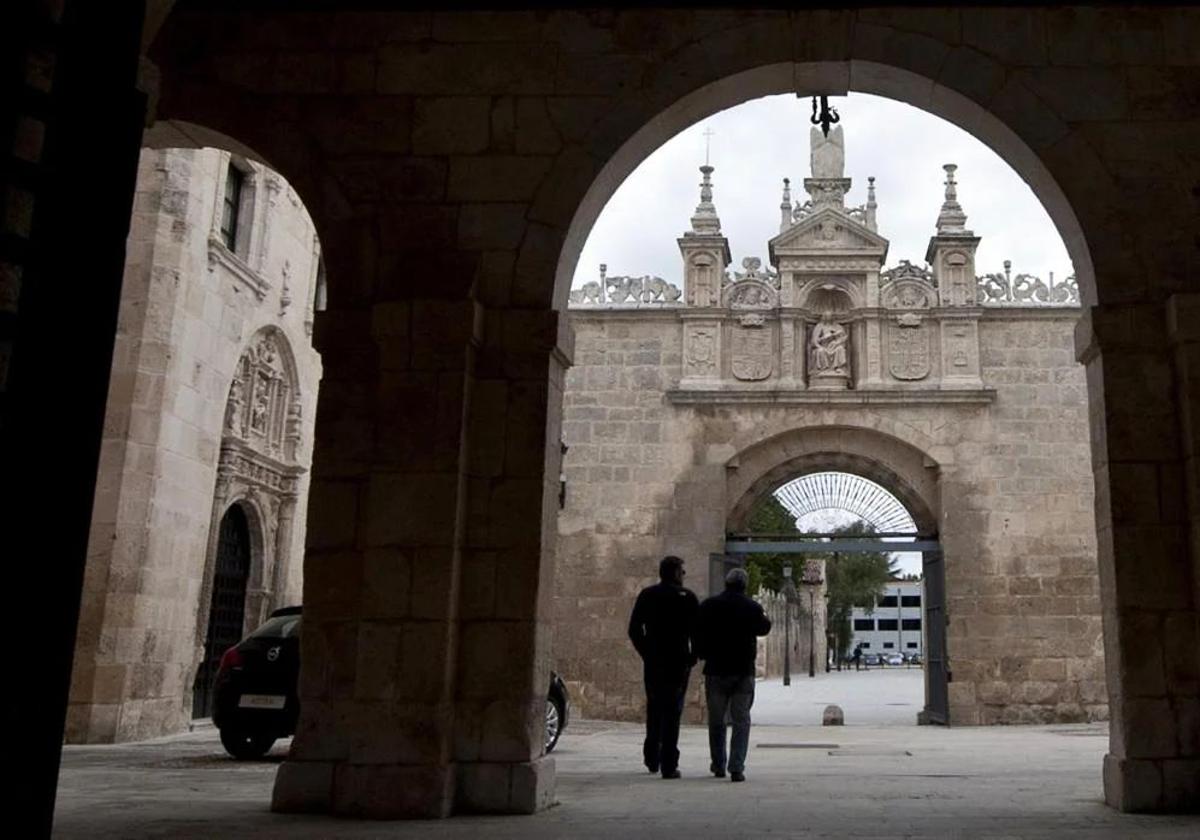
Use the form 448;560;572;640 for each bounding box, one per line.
695;567;772;782
628;555;699;779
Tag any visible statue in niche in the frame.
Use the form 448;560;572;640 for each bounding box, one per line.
810;313;849;377
810;125;845;179
225;375;245;435
251;379;270;434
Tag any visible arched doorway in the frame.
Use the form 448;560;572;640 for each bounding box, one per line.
192;503;252;719
726;468;948;725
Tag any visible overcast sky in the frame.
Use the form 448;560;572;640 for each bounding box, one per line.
571;92;1072;291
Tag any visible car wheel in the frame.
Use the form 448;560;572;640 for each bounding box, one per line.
544;696;564;754
220;727;276;760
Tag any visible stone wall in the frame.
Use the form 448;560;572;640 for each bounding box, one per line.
65;147;322;743
555;308;1103;726
755;589;820;681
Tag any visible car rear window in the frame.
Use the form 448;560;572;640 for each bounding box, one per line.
248;615;301;640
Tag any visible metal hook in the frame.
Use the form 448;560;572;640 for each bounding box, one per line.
810;96;840;138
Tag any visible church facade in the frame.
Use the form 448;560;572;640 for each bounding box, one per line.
557;126;1101;726
65;147;323;744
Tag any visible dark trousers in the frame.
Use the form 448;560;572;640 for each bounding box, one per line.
705;674;755;774
643;663;690;773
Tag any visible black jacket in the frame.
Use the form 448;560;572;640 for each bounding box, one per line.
695;589;772;677
628;581;700;669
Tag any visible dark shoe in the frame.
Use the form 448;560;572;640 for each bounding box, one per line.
711;763;726;778
730;771;745;783
661;769;681;779
646;763;659;774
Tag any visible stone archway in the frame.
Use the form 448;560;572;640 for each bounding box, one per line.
722;430;946;723
192;501;253;719
20;8;1176;822
197;326;306;653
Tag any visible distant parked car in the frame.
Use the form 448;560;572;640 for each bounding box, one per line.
862;652;881;667
211;606;571;759
883;652;905;666
907;651;923;666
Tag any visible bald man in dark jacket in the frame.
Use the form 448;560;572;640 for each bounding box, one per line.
628;555;699;779
695;567;771;782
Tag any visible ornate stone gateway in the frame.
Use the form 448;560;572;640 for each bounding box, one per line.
197;328;306;667
561;119;1097;734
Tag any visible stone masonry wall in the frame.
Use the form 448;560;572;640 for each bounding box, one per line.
66;147;322;743
555;310;1103;726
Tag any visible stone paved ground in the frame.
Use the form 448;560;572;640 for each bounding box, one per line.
54;714;1199;839
754;668;925;726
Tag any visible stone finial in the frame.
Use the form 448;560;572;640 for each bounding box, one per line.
865;176;878;232
935;163;971;235
690;164;722;235
822;704;845;726
780;177;793;233
599;263;607;302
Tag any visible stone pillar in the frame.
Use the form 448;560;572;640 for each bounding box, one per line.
1;3;147;834
272;297;564;817
272;297;475;818
1077;302;1200;812
454;307;569;813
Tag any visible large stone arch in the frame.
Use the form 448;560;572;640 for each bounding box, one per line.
27;7;1174;820
555;59;1100;311
726;427;940;536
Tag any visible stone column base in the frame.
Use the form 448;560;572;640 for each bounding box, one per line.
271;759;456;819
455;756;556;814
1103;753;1200;813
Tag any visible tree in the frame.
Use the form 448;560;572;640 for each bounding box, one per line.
741;495;801;596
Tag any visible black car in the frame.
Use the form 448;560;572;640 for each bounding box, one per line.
212;605;301;759
545;671;570;753
211;606;571;759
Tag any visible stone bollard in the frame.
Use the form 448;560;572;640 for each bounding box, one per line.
822;704;844;726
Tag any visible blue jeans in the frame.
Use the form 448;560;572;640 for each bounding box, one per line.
705;674;755;774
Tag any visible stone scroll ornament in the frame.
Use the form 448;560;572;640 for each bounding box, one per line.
567;271;681;306
977;261;1079;306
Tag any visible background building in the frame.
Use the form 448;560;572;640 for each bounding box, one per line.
65;147;323;743
851;580;924;657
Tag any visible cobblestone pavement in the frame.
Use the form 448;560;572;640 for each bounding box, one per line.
54;721;1199;839
754;667;925;726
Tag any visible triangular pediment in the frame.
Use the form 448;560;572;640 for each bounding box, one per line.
769;207;890;261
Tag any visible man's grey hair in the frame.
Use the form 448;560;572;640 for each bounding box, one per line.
725;567;749;591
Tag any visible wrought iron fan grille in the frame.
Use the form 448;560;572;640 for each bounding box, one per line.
773;471;916;533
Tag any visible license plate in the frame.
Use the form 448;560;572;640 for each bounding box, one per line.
238;694;286;710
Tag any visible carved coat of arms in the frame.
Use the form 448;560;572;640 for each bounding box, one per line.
731;324;773;381
889;314;930;381
685;327;717;375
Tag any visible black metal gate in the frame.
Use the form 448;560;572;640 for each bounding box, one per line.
919;547;949;725
192;504;252;719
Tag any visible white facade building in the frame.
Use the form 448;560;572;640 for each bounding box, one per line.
850;580;924;656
